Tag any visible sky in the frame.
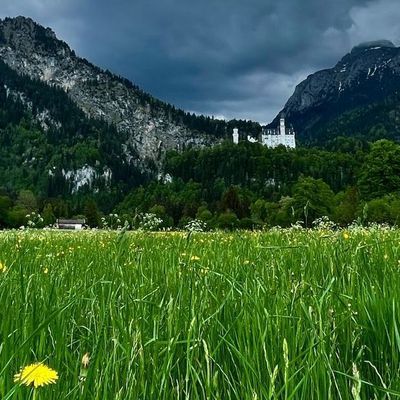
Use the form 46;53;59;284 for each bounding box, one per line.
1;0;400;124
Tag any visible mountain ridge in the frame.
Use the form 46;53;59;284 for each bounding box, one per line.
0;16;261;170
271;39;400;144
3;16;400;159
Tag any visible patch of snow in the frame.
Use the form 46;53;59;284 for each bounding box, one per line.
370;65;378;76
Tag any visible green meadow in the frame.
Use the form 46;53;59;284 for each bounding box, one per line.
1;228;400;399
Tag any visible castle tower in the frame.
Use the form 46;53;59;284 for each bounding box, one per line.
232;128;239;144
279;113;286;136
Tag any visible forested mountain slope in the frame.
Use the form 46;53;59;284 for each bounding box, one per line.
271;40;400;144
0;16;260;169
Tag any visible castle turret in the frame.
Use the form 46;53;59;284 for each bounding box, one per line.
232;128;239;144
262;113;296;148
279;113;286;136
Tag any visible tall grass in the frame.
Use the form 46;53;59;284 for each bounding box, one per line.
0;228;399;399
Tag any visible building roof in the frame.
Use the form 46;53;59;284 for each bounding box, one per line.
57;219;85;224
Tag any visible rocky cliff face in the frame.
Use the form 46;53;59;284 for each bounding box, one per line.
0;16;216;169
271;40;400;143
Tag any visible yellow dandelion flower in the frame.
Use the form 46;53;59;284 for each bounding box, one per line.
343;232;350;240
43;267;49;274
14;363;58;388
190;255;200;261
0;261;6;272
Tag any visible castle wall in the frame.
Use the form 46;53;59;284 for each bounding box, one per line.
261;134;295;148
233;117;296;149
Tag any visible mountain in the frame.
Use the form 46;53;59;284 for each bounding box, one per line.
0;16;215;169
0;16;263;201
0;17;260;169
272;40;400;144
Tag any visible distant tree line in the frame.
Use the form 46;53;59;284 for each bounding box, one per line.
111;139;400;229
1;138;400;229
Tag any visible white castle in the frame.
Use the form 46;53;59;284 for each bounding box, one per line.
232;114;296;149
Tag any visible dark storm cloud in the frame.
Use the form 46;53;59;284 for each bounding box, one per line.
1;0;400;122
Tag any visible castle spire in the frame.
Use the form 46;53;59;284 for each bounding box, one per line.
232;128;239;144
280;113;286;135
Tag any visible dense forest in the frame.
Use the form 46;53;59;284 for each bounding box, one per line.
1;137;400;229
296;92;400;146
113;139;400;229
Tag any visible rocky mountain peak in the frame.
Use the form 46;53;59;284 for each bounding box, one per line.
0;16;67;55
337;40;399;68
0;16;218;172
350;40;396;54
270;40;400;143
2;16;56;39
2;16;38;34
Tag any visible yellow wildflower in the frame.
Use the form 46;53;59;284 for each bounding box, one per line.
14;362;58;388
79;353;90;381
199;268;209;275
81;353;90;368
0;261;6;272
190;255;200;261
343;232;350;240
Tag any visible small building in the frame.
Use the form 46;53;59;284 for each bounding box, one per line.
56;219;85;230
247;135;258;143
232;114;296;149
